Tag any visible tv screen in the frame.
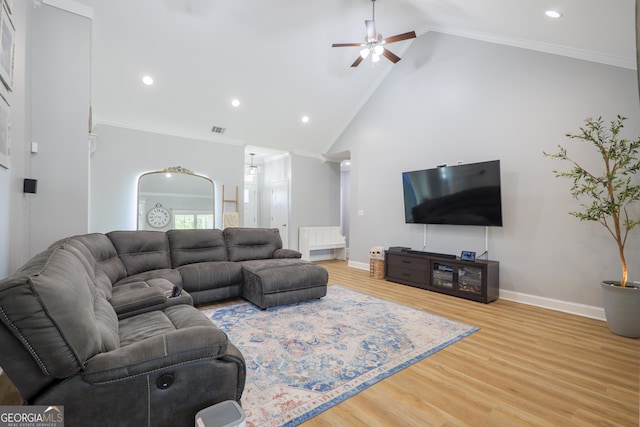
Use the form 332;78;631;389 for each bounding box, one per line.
402;160;503;226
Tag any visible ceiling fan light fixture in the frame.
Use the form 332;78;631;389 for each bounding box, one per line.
331;0;416;68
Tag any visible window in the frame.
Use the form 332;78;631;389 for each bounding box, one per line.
174;211;214;229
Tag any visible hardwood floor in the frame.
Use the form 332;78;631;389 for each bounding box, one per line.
1;260;637;426
304;260;639;427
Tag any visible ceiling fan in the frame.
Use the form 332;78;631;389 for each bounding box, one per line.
332;0;416;67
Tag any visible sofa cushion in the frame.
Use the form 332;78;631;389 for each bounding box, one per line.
239;259;328;294
108;231;171;276
177;262;243;291
224;228;283;262
69;233;127;285
0;247;120;378
114;268;183;288
61;237;114;298
167;229;228;267
94;294;120;352
82;304;234;381
239;259;328;309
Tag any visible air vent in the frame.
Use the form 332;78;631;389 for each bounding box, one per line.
211;126;226;134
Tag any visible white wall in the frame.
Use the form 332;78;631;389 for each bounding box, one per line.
29;5;91;254
329;32;640;310
1;1;31;276
290;154;341;251
89;124;243;232
0;148;8;278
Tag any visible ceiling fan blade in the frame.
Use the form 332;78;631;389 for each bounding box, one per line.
332;42;364;48
351;56;364;67
382;48;401;63
383;31;417;44
365;20;376;40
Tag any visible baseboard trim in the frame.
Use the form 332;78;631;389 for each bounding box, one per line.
347;260;605;321
348;260;369;271
499;290;605;321
310;254;344;262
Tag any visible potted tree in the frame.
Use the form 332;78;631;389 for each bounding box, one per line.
544;115;640;338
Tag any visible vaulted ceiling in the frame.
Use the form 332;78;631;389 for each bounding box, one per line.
74;0;636;157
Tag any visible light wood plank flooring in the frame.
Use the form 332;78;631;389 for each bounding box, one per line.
304;260;639;427
1;260;637;426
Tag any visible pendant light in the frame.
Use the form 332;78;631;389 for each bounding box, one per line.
248;153;258;175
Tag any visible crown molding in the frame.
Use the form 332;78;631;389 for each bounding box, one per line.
38;0;93;19
427;26;636;70
291;149;327;163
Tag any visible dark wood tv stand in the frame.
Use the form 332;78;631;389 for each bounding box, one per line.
384;250;499;303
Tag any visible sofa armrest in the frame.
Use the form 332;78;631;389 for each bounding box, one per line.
273;248;302;259
223;342;247;400
109;286;168;315
82;325;229;383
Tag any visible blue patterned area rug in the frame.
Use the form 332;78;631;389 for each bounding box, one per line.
202;285;478;427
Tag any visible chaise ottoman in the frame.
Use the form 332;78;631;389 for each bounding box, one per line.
239;259;328;309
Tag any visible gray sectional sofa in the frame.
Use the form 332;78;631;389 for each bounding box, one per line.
0;227;328;426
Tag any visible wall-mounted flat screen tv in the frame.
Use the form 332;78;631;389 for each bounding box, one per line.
402;160;503;226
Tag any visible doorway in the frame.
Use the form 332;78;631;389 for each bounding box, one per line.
340;159;351;255
243;181;257;227
270;179;289;248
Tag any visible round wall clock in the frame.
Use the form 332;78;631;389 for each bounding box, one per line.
147;203;171;228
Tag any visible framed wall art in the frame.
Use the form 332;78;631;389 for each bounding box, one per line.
0;4;14;91
0;94;9;169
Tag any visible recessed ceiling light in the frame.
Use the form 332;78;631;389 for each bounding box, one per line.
142;75;154;85
545;10;562;19
301;116;310;124
231;99;240;107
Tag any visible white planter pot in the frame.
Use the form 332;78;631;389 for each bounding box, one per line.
601;281;640;338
